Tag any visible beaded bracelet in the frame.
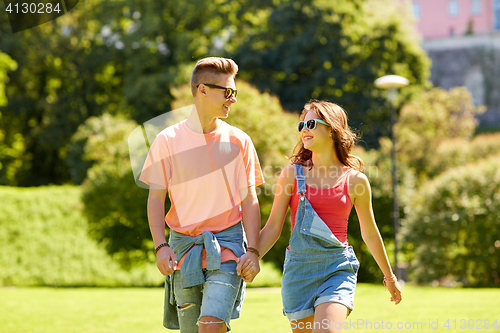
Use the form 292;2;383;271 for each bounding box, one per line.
154;242;169;254
246;247;260;258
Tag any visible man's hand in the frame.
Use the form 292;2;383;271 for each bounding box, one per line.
156;246;177;276
236;252;260;282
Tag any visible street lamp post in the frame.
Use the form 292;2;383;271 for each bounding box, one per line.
374;75;409;281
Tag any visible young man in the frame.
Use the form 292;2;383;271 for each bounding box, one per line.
140;57;263;333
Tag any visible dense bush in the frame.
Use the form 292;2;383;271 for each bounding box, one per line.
428;133;500;178
401;155;500;287
346;87;492;284
72;114;156;269
396;87;484;180
0;186;162;287
65;114;138;184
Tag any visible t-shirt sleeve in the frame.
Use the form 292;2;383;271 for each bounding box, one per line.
139;134;171;189
242;136;264;187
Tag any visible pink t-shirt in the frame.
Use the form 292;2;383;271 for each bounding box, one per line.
140;119;264;266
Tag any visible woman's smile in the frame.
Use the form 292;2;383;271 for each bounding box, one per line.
302;134;314;143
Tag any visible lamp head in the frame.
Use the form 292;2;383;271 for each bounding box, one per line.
374;75;409;89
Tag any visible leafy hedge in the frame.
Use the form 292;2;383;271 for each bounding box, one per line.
401;155;500;286
0;186;162;287
428;133;500;178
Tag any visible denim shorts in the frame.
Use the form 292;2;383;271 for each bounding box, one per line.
172;261;243;332
281;246;359;321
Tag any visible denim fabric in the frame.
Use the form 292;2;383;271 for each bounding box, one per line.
281;164;359;321
163;222;246;330
173;261;243;332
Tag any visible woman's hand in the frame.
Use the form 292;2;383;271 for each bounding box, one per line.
385;280;403;305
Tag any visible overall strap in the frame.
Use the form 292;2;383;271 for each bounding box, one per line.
294;164;306;194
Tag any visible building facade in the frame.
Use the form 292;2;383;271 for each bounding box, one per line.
412;0;500;39
410;0;500;125
422;35;500;124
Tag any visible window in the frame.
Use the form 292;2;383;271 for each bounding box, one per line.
471;0;481;14
449;0;459;16
412;2;421;19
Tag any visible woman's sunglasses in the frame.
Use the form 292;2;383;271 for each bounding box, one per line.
197;83;238;99
297;119;331;132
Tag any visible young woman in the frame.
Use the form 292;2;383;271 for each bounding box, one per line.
238;100;402;332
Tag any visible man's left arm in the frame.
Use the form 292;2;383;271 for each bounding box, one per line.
237;185;261;282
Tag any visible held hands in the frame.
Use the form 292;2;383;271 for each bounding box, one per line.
156;245;177;276
384;275;402;305
236;251;260;282
155;244;261;279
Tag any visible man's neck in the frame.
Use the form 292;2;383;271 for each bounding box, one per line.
186;106;219;134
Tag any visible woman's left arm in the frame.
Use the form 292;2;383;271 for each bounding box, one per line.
350;172;402;305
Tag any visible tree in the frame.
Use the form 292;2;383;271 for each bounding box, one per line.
0;51;19;185
232;0;430;148
0;3;126;185
0;51;16;107
1;0;431;185
0;0;255;186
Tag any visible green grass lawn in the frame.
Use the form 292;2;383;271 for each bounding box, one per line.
1;284;499;333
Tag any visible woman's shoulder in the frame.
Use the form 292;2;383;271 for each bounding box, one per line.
282;164;297;175
280;164;298;183
348;169;370;186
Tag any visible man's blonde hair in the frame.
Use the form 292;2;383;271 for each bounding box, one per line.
191;57;238;95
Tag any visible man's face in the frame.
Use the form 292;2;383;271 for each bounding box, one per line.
202;74;237;119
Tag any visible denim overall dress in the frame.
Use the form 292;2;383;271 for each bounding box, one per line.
281;164;360;321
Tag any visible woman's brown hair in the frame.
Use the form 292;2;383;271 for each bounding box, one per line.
290;100;363;171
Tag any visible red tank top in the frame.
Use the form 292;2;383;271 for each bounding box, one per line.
290;168;353;244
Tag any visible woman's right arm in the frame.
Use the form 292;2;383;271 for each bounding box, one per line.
258;165;295;258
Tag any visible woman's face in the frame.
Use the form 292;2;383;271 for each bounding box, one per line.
301;110;332;151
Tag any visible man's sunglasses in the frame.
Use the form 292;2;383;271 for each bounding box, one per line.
297;119;331;132
197;83;238;99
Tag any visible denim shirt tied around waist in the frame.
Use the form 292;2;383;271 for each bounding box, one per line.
163;221;246;329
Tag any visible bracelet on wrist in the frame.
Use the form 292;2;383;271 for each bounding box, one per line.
246;247;260;258
383;274;397;287
154;242;169;254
